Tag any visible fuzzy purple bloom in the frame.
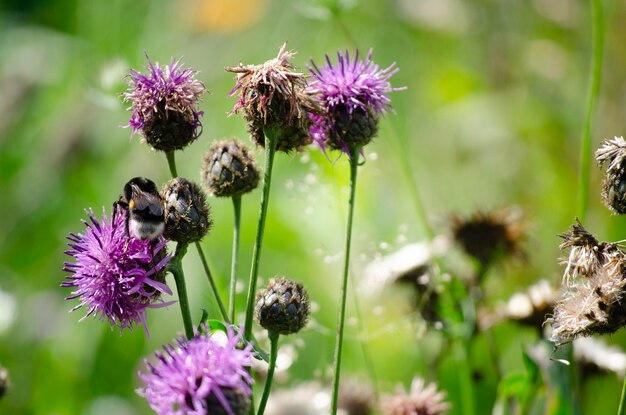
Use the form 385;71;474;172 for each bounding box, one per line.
123;57;206;150
308;49;404;153
138;327;254;415
62;208;172;334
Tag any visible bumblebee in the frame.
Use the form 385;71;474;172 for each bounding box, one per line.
114;177;165;241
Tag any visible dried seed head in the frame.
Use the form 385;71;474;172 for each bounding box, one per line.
226;43;319;153
162;178;212;243
201;139;260;197
548;221;626;346
255;277;310;335
339;379;376;415
381;377;450;415
596;137;626;214
451;207;525;271
573;337;626;378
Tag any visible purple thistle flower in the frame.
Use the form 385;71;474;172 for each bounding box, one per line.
62;208;173;334
308;49;405;153
123;56;207;151
138;327;254;415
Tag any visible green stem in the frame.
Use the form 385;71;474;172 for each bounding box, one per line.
331;147;360;414
230;196;242;322
165;151;178;178
195;242;230;323
618;374;626;415
455;339;476;415
243;129;278;342
577;0;604;222
256;332;279;415
168;243;194;339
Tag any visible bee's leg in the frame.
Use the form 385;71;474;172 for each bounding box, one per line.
113;200;132;248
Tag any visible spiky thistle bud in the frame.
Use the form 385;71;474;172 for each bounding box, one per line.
201;139;260;197
225;43;319;153
596;137;626;214
548;220;626;346
255;277;310;335
123;57;206;151
161;178;212;243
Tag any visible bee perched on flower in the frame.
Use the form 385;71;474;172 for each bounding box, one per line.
115;177;165;241
62;208;172;334
307;49;405;155
123;56;207;151
225;43;319;153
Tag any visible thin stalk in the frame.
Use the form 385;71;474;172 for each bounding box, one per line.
455;340;476;415
168;243;194;339
165;151;178;178
577;0;604;222
195;242;230;323
618;374;626;415
331;147;360;414
243;129;278;342
256;332;279;415
230;196;242;322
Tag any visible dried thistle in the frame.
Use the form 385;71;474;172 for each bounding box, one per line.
381;377;450;415
450;207;525;271
548;221;626;346
225;44;319;153
596;137;626;214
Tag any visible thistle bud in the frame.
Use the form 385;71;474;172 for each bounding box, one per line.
202;139;260;197
596;137;626;214
162;178;212;243
255;277;310;335
206;387;251;415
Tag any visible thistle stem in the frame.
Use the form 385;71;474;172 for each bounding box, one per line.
165;151;178;178
331;147;360;414
455;339;476;415
577;0;604;222
168;243;194;339
195;242;230;323
243;129;278;342
230;196;242;322
618;374;626;415
256;332;279;415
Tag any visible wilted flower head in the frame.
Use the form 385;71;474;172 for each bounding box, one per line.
450;207;525;272
225;43;318;153
62;209;172;333
123;56;206;151
381;377;450;415
573;337;626;378
596;137;626;214
338;379;376;415
548;221;626;346
138;327;254;415
162;178;212;244
202;139;260;197
308;49;404;153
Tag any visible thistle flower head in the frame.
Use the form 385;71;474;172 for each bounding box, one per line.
255;277;310;335
381;377;450;415
162;178;212;244
225;43;318;153
450;207;525;272
596;137;626;214
202;139;260;197
62;209;172;334
548;221;626;346
123;56;206;151
138;327;254;415
338;379;376;415
308;49;405;153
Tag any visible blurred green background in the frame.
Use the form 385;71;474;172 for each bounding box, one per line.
2;0;626;414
